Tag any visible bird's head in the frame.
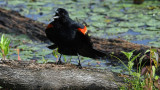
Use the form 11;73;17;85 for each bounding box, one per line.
53;8;69;19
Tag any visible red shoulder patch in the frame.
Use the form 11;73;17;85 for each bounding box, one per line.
46;24;53;29
78;26;87;35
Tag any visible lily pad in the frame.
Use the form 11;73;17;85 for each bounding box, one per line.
8;0;26;6
136;35;155;40
106;28;129;34
118;21;144;28
92;22;106;28
108;11;124;18
146;19;160;26
93;7;106;13
148;41;160;47
90;15;105;21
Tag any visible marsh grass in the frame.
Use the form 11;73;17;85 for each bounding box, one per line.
112;49;160;89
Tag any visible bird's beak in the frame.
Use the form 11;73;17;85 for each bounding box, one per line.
53;16;59;19
53;10;59;19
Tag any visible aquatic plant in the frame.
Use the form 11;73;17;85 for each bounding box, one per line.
113;49;160;89
0;34;10;60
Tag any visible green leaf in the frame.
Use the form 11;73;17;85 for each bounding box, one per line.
0;52;2;57
128;61;134;71
139;55;145;64
155;76;159;80
1;34;4;44
153;52;159;68
0;34;11;60
110;54;128;70
42;57;47;64
152;66;155;77
63;55;67;62
145;49;150;54
121;50;135;61
131;53;141;62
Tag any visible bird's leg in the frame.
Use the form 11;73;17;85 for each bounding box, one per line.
77;53;82;69
57;54;63;64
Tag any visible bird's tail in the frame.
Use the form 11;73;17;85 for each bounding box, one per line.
47;44;57;49
78;47;106;59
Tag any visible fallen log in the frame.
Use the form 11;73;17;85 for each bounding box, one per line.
0;60;124;89
0;8;47;41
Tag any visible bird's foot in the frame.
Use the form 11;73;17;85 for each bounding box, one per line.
77;63;82;69
56;60;63;65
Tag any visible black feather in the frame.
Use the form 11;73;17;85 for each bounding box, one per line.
45;8;106;67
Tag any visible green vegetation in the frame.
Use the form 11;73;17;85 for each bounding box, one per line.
114;49;160;89
0;34;11;60
41;56;48;64
53;49;59;62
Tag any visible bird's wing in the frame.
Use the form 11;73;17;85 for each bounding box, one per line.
45;22;58;44
77;25;87;35
46;23;54;30
73;23;92;47
71;22;87;35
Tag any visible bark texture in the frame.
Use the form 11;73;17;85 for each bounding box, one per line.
0;60;123;90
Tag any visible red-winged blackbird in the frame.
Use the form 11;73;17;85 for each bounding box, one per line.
45;8;106;68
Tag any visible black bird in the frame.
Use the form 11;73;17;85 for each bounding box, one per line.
45;8;106;68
